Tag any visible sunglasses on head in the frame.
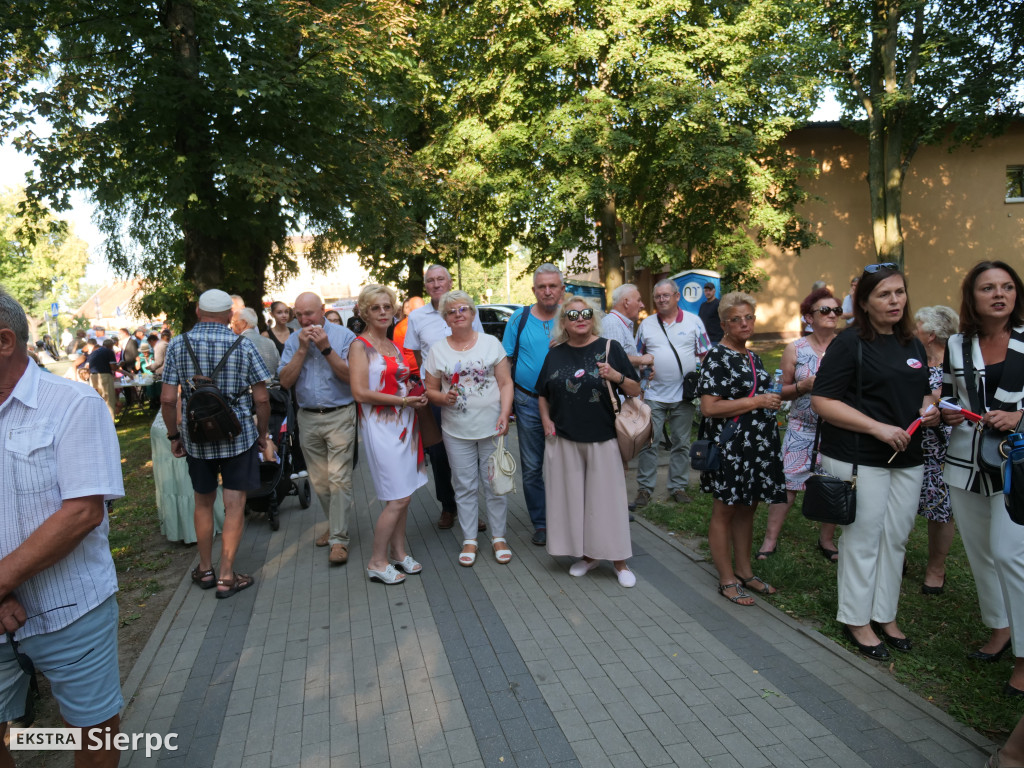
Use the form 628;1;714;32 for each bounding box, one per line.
812;306;843;316
563;308;594;321
864;262;899;274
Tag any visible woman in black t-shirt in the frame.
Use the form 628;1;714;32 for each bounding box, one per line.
811;264;937;661
538;296;641;587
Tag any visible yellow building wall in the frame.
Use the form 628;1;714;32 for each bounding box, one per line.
754;122;1024;337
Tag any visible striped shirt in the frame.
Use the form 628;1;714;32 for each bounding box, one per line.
162;322;272;459
0;362;123;640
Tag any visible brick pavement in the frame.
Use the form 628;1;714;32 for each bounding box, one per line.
119;431;995;767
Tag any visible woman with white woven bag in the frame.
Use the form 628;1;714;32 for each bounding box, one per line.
424;291;514;566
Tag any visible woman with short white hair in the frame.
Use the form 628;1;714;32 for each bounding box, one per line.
912;304;959;595
424;290;514;566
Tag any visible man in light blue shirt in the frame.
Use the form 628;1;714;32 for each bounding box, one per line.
502;264;565;546
279;292;357;566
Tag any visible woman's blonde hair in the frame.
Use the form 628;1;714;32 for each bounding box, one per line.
357;284;398;319
438;290;476;318
718;291;757;321
551;294;604;346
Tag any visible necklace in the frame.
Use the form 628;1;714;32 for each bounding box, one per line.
365;334;398;357
449;333;477;352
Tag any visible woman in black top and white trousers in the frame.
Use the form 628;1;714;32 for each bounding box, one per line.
811;264;938;660
941;260;1024;695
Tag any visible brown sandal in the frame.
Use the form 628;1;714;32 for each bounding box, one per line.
215;572;254;599
191;566;216;590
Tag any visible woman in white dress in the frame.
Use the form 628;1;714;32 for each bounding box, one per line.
424;291;514;566
349;284;429;585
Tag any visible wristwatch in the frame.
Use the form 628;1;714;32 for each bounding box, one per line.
167;432;180;441
321;346;333;357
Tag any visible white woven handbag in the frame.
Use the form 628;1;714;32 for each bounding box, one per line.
487;435;517;496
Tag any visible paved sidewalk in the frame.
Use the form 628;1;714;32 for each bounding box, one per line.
120;432;994;767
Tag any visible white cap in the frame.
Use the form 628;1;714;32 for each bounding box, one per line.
197;289;233;312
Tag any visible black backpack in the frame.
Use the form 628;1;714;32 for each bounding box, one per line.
182;334;246;443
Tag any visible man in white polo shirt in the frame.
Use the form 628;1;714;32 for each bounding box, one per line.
633;279;710;509
403;264;484;530
0;286;124;767
600;283;653;371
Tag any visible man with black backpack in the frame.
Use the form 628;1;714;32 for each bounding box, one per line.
160;289;272;599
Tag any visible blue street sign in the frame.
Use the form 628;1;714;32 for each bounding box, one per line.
50;302;59;318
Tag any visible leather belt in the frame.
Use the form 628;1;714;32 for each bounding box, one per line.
300;404;352;414
514;383;538;398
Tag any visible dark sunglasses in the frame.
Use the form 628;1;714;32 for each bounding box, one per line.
864;262;899;274
563;309;594;321
812;306;843;316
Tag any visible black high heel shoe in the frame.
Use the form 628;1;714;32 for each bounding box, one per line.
843;625;891;661
871;622;913;652
969;638;1012;662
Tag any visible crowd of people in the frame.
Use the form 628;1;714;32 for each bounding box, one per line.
3;255;1022;763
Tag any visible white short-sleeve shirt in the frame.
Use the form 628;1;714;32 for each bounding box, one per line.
423;334;506;440
637;310;710;402
0;363;123;640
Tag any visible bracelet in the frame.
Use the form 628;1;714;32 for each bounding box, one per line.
167;432;180;441
401;396;407;407
795;381;802;396
619;372;626;385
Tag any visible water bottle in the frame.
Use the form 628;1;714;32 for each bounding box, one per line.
770;369;783;395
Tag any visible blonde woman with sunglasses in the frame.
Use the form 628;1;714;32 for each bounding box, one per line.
537;295;641;587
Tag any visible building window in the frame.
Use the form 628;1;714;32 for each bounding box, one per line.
1008;166;1024;203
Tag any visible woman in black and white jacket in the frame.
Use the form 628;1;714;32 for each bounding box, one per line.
941;260;1024;696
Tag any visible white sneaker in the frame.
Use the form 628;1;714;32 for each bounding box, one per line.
616;568;637;588
569;559;600;577
298;470;309;478
289;473;300;480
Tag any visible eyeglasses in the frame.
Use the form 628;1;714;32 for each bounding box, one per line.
563;309;594;321
812;306;843;316
652;294;677;302
726;314;755;324
864;262;899;274
445;306;471;317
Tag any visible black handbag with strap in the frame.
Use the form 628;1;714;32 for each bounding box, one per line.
689;351;756;472
961;335;1012;478
801;340;861;526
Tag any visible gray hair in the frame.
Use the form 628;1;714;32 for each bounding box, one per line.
0;286;29;346
438;290;476;317
915;305;959;342
425;264;453;282
611;283;638;306
533;263;563;284
237;307;259;329
811;280;827;292
653;278;679;295
719;291;757;320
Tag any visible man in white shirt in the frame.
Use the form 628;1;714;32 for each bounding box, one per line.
0;287;125;767
634;279;710;508
600;283;653;370
403;265;484;530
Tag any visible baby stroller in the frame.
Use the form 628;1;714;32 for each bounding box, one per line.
246;386;311;530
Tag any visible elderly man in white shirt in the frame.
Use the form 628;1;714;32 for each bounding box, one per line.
403;264;485;530
600;283;654;371
633;278;710;508
0;286;125;767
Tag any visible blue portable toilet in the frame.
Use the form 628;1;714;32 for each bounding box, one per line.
669;269;721;314
564;279;607;310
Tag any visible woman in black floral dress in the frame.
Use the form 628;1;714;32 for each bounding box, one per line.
697;292;787;606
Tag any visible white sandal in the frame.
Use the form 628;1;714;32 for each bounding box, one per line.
492;537;512;564
459;540;477;567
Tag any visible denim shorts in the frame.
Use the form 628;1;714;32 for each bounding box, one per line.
0;594;122;726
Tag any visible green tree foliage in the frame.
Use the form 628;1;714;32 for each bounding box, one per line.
824;0;1023;267
4;0;417;325
421;0;823;296
0;188;89;320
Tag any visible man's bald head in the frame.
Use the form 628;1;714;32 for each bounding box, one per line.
293;292;325;328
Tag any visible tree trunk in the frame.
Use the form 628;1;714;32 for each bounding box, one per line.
406;253;425;299
598;197;623;308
